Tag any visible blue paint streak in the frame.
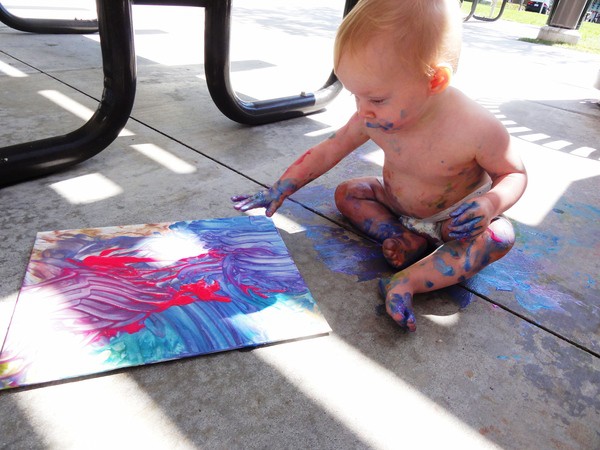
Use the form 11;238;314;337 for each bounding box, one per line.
101;217;323;363
434;255;455;277
304;225;391;282
445;284;475;308
469;198;600;317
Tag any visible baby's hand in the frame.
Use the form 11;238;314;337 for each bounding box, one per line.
231;190;280;217
448;196;494;240
232;179;297;217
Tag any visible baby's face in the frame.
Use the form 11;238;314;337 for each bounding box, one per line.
336;46;433;133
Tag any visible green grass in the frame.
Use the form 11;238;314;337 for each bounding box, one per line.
461;1;600;54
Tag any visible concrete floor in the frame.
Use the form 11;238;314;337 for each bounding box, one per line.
1;1;599;448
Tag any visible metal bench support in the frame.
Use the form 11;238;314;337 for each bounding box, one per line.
0;0;358;187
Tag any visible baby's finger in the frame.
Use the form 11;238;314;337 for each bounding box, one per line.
448;216;483;233
449;227;483;240
231;194;252;202
265;201;280;217
450;201;477;220
232;199;252;211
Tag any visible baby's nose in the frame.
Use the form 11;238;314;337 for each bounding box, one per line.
356;104;375;119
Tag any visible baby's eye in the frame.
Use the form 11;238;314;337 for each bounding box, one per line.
370;98;387;105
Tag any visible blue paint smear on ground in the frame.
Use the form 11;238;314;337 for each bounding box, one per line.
470;198;599;314
304;225;391;282
444;283;477;309
291;185;340;218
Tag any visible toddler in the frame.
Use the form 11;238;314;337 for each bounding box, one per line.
232;0;527;331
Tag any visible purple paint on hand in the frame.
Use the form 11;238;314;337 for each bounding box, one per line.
231;179;298;216
450;201;482;225
450;201;477;218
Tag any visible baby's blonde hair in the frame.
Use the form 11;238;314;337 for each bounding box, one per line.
334;0;462;77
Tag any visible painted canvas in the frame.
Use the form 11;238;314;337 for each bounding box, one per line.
0;216;330;390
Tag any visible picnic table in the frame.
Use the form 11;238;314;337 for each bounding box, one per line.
0;0;357;187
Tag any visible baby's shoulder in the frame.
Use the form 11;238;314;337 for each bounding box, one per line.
441;89;505;135
447;88;498;121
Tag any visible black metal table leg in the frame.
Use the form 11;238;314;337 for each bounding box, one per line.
0;0;358;186
135;0;359;125
473;0;509;22
0;2;97;33
203;0;347;125
0;0;136;187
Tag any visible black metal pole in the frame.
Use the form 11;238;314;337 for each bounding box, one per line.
473;0;509;22
0;0;359;187
202;0;355;125
0;0;136;187
0;2;97;34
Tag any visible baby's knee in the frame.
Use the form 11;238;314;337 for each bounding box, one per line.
487;217;515;254
334;182;350;212
334;180;351;202
334;179;372;208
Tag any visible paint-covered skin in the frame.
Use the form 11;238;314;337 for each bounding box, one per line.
230;129;361;217
366;119;397;132
232;179;298;217
378;277;416;331
447;201;488;240
387;293;416;331
380;217;515;330
230;30;527;332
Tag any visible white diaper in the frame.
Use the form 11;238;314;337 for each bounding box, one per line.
398;182;492;246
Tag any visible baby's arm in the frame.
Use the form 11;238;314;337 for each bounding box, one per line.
232;113;368;217
447;121;527;240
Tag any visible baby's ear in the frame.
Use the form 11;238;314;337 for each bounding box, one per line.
429;64;453;95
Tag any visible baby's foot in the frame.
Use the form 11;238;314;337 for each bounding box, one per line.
379;277;417;331
386;292;416;331
382;235;427;269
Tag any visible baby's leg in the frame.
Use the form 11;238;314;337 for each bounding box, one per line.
335;178;428;269
381;217;515;331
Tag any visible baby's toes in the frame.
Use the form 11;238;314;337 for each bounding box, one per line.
386;293;416;331
405;312;417;332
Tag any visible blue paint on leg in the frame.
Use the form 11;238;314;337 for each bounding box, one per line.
434;255;455;277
